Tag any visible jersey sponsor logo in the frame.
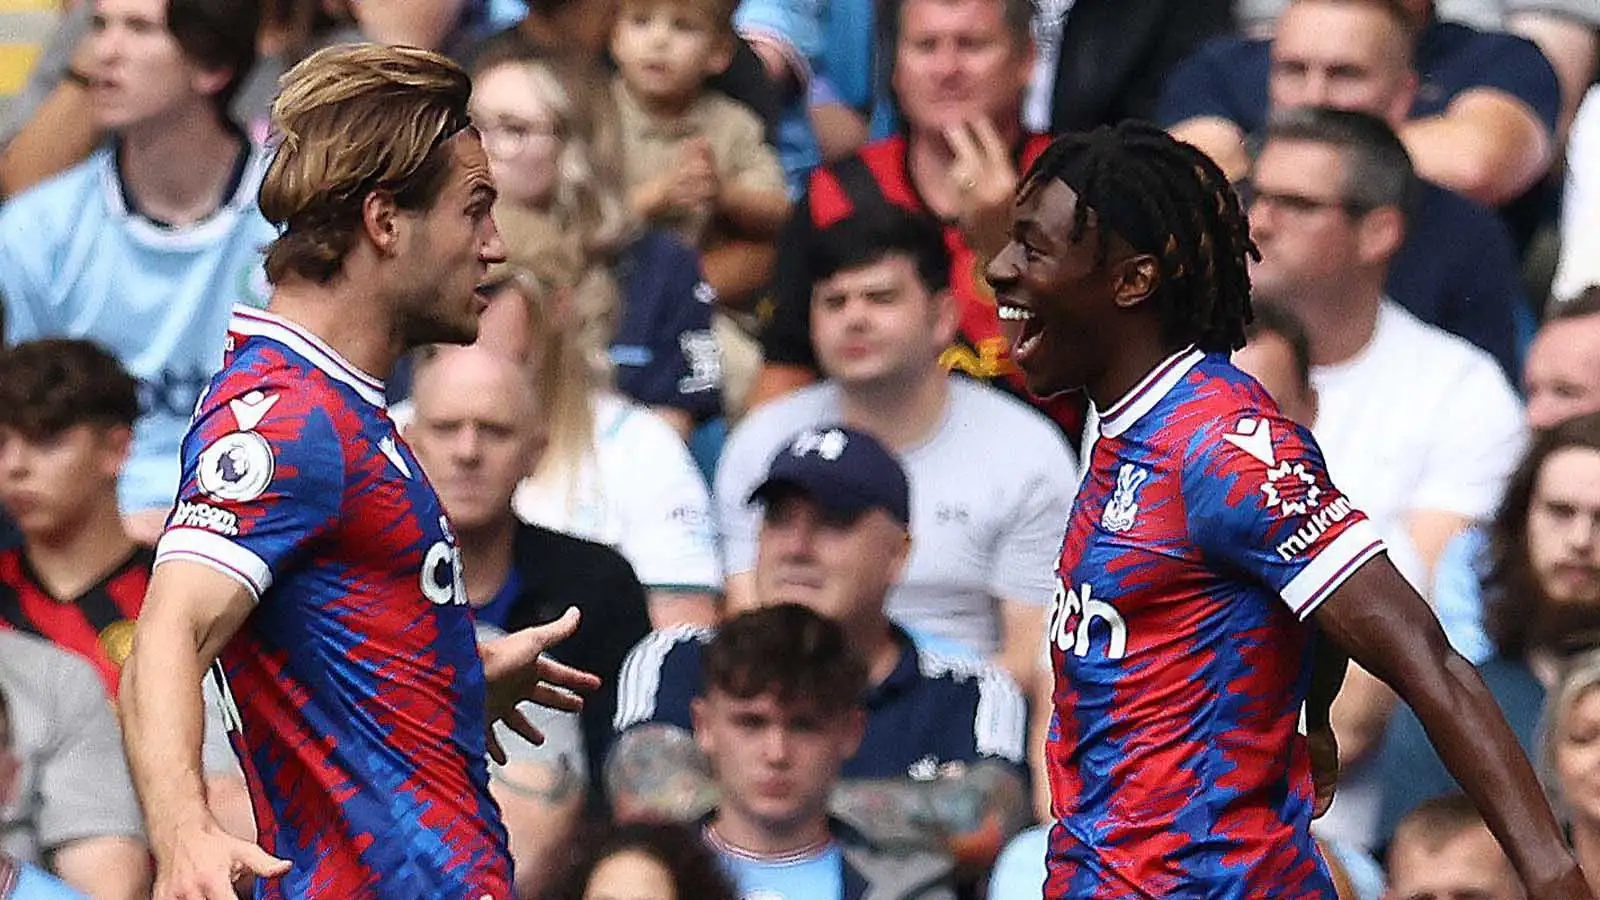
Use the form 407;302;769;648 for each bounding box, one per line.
1223;417;1276;466
1101;463;1148;533
228;390;279;432
1275;495;1356;561
170;500;241;536
422;516;468;606
1049;580;1127;660
196;432;275;502
1261;460;1322;517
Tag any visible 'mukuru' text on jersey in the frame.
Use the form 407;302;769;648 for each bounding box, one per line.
1046;348;1385;900
153;307;510;899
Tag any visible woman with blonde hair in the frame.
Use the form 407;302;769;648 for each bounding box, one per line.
476;262;722;628
1542;649;1600;891
470;47;723;443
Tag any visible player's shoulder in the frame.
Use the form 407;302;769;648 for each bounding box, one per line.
1170;355;1319;465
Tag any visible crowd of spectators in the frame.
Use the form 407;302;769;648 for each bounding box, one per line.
0;0;1596;897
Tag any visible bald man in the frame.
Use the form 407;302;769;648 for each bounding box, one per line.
405;344;653;892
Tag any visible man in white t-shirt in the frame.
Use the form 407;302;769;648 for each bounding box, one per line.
1247;106;1526;852
715;207;1077;691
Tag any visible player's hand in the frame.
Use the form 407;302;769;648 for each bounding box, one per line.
153;818;290;900
1307;723;1339;818
945;117;1019;264
481;607;602;765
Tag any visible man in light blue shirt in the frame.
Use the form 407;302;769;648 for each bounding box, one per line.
0;0;273;539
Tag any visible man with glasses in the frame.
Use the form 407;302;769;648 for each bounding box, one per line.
1246;105;1527;853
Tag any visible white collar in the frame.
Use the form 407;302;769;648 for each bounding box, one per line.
228;305;387;408
1096;345;1203;439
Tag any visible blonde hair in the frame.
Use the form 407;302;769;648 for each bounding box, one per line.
472;49;635;281
488;261;620;490
259;43;473;285
1540;648;1600;821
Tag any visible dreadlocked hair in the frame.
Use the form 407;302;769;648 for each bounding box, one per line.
1018;121;1260;354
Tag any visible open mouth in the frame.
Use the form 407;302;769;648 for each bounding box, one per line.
997;301;1043;362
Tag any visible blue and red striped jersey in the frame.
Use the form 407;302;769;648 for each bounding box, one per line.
1044;347;1385;899
154;306;510;899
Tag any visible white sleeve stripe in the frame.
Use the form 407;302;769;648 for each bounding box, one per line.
612;626;709;731
154;528;272;598
1280;521;1386;620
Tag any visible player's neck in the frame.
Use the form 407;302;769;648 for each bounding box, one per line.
117;108;242;228
1087;328;1177;414
1294;283;1383;368
23;507;136;601
456;516;516;608
708;809;833;859
266;281;402;382
837;367;949;453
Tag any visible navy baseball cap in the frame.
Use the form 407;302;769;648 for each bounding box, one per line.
749;426;910;526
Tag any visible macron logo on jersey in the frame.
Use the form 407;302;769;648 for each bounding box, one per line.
228;390;279;431
1223;417;1276;466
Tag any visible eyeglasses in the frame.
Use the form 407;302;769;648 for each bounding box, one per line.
1237;180;1372;217
474;118;561;155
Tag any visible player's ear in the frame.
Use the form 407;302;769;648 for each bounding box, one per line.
100;424;133;478
361;190;402;257
1111;252;1160;310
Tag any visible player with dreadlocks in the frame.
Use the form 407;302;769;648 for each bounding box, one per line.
986;122;1590;900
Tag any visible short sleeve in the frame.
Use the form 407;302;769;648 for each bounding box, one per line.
153;382;345;601
758;189;821;369
1185;413;1386;620
36;650;143;849
1153;36;1271;131
612;628;710;732
1450;32;1561;135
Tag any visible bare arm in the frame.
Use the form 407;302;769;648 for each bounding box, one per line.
605;723;720;823
1399;89;1556;207
811;104;869;163
701;240;778;313
493;759;586;898
51;837;151;900
829;761;1030;876
1508;11;1599;144
119;561;287;899
716;185;791;239
0;74;99;200
1312;557;1590;899
1168;117;1252;182
997;600;1044;697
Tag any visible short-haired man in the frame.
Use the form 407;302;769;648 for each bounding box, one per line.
0;630;148;899
0;340;145;698
717;209;1077;690
1525;287;1600;431
406;341;653;778
1161;0;1559;211
1386;794;1525;900
695;604;955;900
613;426;1031;876
1171;0;1533;379
1247;107;1526;851
0;0;274;541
